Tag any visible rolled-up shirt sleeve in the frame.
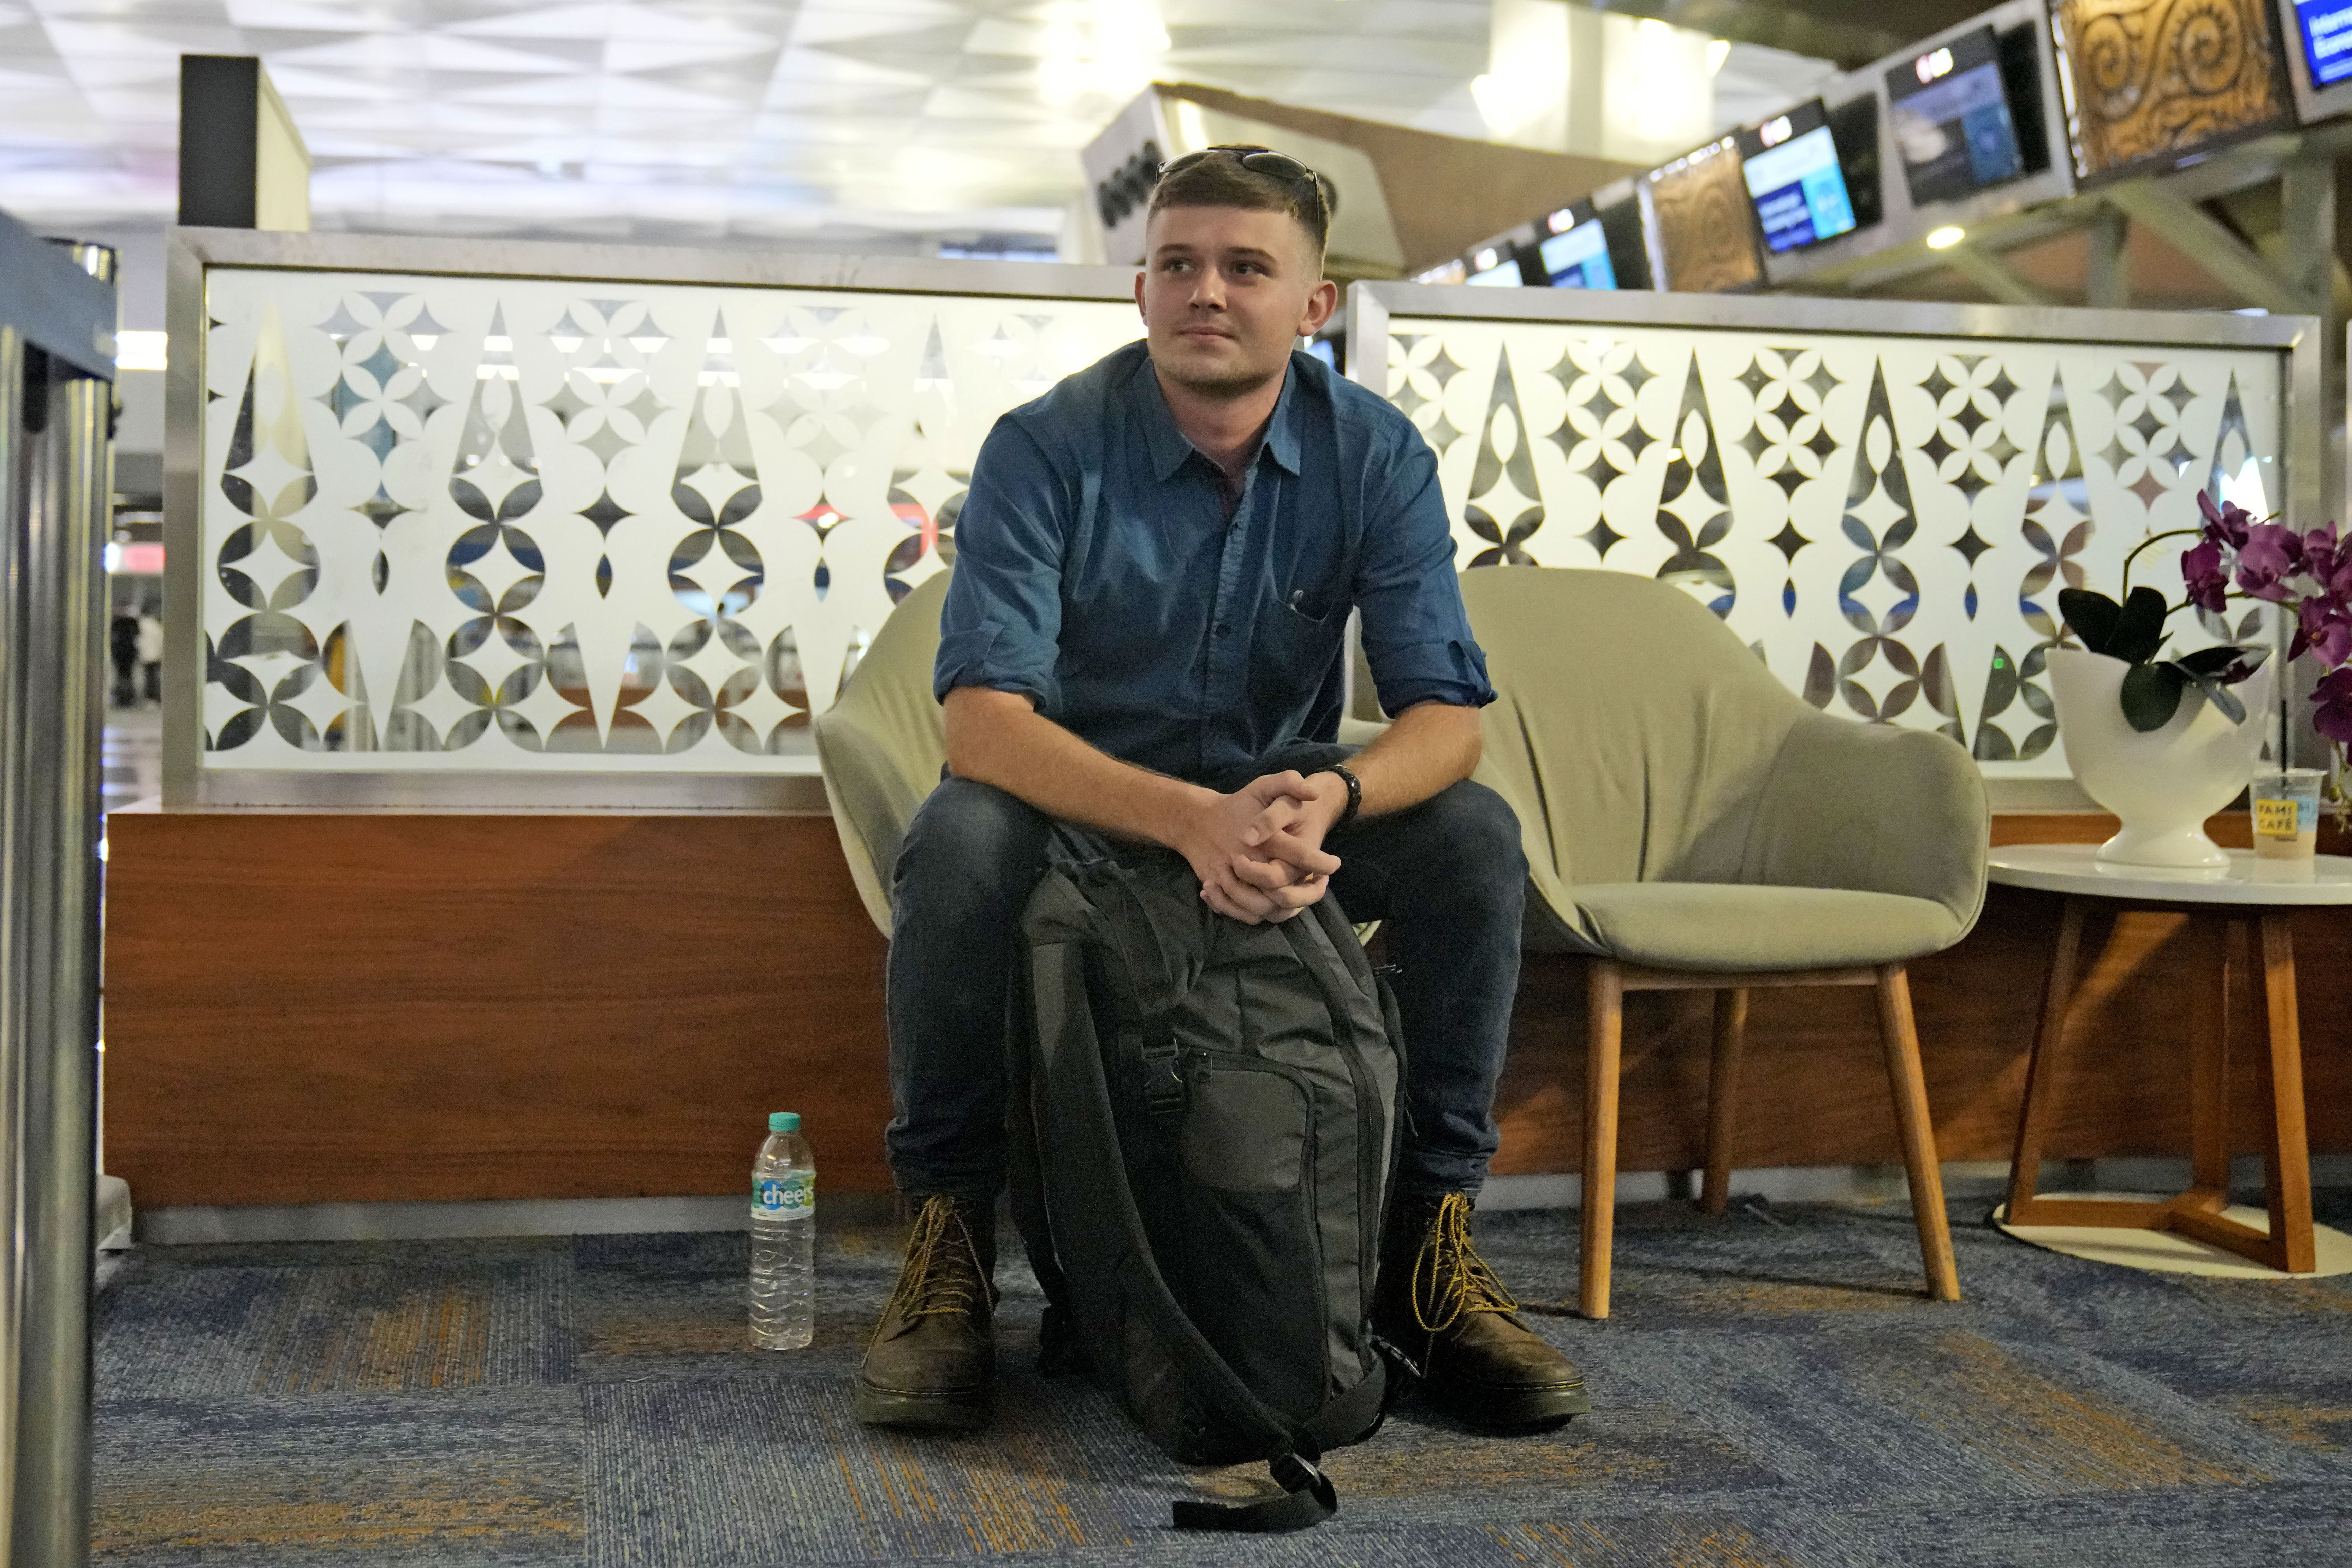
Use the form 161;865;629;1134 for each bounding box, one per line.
1354;427;1495;715
933;418;1066;712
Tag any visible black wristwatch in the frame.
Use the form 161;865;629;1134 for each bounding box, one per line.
1315;763;1361;831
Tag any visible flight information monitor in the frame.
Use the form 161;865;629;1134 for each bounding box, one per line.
2295;0;2352;87
1888;26;2026;205
1465;242;1525;286
1735;100;1857;253
1537;202;1617;289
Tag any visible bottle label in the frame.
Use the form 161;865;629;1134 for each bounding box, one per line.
754;1172;814;1218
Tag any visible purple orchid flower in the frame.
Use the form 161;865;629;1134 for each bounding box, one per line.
2234;522;2305;602
2314;667;2352;745
2294;597;2352;667
2180;538;2229;613
2199;490;2253;549
2302;522;2343;586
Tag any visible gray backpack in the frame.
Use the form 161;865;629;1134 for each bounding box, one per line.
1008;830;1407;1533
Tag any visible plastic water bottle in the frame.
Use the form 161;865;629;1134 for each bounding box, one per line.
751;1111;814;1349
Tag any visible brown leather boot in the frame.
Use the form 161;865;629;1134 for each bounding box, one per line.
854;1195;998;1431
1373;1192;1589;1431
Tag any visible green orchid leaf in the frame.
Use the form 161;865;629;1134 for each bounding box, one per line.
2057;588;2121;653
2119;660;2187;731
2172;644;2245;676
2108;585;2172;665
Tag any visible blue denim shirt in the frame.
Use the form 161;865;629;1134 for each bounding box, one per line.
933;340;1493;784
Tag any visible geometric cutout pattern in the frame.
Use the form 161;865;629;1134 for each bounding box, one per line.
1380;316;2285;780
199;270;1141;772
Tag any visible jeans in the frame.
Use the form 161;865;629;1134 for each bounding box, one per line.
883;742;1528;1204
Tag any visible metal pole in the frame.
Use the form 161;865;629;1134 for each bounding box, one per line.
2281;154;2343;530
0;311;26;1568
10;241;111;1568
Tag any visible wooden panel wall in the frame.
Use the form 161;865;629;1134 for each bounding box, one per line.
103;810;2352;1209
104;813;892;1207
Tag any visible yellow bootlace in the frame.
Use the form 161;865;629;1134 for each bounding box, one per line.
1411;1192;1520;1332
884;1196;990;1322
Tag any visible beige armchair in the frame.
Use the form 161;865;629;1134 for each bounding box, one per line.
1460;566;1988;1319
813;571;952;938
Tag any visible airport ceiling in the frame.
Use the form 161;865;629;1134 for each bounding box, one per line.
1595;0;1998;69
0;0;1846;249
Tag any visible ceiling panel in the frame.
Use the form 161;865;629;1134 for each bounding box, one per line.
1;0;1831;252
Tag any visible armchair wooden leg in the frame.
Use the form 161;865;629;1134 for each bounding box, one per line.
1701;988;1748;1216
1874;963;1961;1302
1582;959;1625;1320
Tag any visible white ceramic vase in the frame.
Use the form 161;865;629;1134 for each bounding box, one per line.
2046;646;2275;868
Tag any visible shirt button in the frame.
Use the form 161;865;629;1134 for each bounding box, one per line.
1215;623;1232;636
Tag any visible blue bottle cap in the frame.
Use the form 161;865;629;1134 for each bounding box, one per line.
770;1112;799;1134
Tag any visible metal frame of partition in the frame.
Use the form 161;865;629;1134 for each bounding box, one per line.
1345;280;2328;790
2;208;118;1568
163;227;1141;812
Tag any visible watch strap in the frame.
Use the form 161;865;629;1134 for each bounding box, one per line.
1316;763;1361;830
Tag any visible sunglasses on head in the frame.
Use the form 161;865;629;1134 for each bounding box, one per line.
1158;144;1333;215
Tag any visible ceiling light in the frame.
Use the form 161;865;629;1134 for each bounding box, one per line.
1926;226;1965;250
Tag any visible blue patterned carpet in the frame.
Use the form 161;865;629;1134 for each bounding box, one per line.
92;1192;2352;1566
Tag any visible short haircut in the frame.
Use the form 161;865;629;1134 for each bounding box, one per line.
1146;147;1329;267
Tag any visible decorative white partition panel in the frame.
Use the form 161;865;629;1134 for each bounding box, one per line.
170;238;2320;809
1350;284;2320;782
170;233;1140;804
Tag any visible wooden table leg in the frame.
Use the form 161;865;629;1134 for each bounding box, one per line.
1581;960;1624;1320
2182;916;2233;1210
1996;887;2326;1273
2254;913;2316;1273
2006;896;2084;1226
1700;988;1748;1217
2170;912;2319;1268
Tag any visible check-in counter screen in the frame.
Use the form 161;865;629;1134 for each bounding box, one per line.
1465;244;1525;286
1889;27;2027;205
2296;0;2352;86
1539;220;1617;289
1736;102;1857;253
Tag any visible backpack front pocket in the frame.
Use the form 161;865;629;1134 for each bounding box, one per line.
1171;1053;1326;1421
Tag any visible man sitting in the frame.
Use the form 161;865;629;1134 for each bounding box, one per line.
858;145;1587;1435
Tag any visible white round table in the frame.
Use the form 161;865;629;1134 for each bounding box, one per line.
1987;844;2352;1275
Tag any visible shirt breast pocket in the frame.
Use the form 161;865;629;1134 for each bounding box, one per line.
1260;583;1345;700
1283;585;1337;627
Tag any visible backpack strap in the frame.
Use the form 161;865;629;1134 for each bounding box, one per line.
1001;962;1083;1377
1050;828;1190;1126
1169;1440;1338;1533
